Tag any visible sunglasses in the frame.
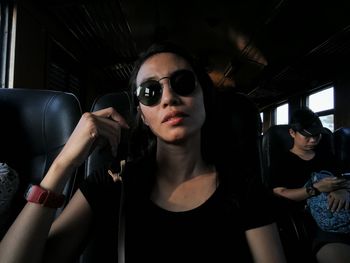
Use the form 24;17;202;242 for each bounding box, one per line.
135;69;197;106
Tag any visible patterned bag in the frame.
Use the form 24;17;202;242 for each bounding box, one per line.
0;162;19;214
306;170;350;233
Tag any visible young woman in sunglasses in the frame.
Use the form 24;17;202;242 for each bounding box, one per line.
0;42;286;262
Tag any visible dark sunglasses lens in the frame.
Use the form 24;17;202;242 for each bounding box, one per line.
171;70;196;96
137;81;162;106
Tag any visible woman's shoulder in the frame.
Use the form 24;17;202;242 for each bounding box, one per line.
219;176;276;229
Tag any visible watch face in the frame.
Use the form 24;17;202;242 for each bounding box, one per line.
306;186;316;196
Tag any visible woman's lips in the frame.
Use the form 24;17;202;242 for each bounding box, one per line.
162;111;188;124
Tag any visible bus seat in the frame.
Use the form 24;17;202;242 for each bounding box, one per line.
334;127;350;173
214;89;263;185
261;124;291;187
0;88;81;239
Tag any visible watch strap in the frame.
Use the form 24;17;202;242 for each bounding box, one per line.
25;184;65;208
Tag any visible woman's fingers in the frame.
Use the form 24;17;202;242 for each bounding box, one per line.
95;120;120;157
90;107;129;157
92;107;130;129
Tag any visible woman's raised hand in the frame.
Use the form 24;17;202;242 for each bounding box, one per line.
55;107;129;170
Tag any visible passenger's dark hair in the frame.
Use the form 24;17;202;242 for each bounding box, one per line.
289;107;322;131
128;41;216;164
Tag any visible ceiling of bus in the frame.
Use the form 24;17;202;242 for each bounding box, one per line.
40;0;350;109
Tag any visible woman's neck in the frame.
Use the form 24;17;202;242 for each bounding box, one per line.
151;134;219;211
156;142;210;182
153;142;217;211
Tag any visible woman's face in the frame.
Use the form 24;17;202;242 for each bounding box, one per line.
136;52;206;144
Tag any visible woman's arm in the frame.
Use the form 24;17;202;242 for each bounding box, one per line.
0;107;128;263
0;189;92;263
246;223;287;263
43;189;93;262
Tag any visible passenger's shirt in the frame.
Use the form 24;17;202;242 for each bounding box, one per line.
79;158;275;263
269;148;337;211
270;149;337;190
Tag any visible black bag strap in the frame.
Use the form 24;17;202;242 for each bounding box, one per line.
118;179;125;263
108;159;126;263
109;159;126;263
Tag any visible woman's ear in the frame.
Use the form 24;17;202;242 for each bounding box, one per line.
137;106;149;126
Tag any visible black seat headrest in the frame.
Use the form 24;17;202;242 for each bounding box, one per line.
0;88;81;184
214;90;263;183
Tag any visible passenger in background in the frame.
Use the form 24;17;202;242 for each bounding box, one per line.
270;107;350;263
0;42;286;262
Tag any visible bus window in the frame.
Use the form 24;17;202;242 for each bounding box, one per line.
275;103;289;125
307;87;334;131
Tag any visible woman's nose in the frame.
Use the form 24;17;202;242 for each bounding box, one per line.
159;79;181;107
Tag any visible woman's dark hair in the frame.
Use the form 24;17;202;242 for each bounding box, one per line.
128;41;216;164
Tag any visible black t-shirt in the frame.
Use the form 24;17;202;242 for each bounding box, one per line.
270;149;337;189
269;148;337;212
79;159;275;262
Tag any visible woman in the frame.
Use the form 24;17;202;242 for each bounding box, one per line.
0;42;286;262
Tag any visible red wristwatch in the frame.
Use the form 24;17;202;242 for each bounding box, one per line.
25;184;65;208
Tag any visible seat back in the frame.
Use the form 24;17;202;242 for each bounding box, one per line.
334;127;350;173
0;88;81;238
214;89;263;183
261;124;291;187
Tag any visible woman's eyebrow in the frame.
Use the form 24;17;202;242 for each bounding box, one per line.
138;74;158;85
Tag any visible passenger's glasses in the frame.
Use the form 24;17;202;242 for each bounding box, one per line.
135;69;196;106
